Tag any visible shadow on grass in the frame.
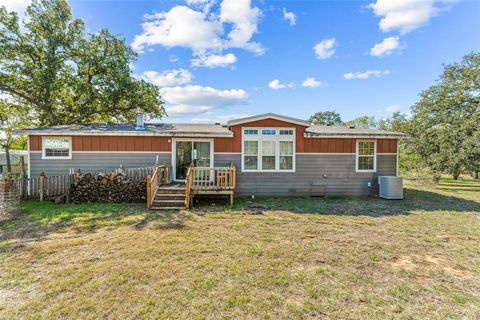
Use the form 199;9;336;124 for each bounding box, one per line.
0;201;189;245
193;187;480;217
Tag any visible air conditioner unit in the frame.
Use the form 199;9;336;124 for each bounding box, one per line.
378;176;403;199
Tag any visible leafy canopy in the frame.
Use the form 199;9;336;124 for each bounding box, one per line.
308;111;342;125
0;0;164;127
408;52;480;179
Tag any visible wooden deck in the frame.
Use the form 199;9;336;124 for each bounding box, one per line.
146;164;236;209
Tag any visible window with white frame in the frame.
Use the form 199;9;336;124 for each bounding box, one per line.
242;128;295;172
42;137;71;159
356;140;376;172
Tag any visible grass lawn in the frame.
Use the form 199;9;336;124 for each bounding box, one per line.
0;177;479;319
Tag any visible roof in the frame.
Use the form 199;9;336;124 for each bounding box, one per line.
14;114;407;139
227;113;310;127
15;123;233;137
305;125;408;138
0;150;28;165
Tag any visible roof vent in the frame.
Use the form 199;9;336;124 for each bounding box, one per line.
135;113;145;131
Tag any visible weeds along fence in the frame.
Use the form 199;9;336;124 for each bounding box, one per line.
15;165;156;200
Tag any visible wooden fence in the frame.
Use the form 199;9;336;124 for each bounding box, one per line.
15;165;156;200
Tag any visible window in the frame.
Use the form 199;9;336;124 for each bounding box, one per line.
244;129;258;135
244;141;258;170
43;137;71;159
262;141;276;170
279;129;293;135
261;129;276;135
280;141;293;170
242;128;295;172
356;140;376;172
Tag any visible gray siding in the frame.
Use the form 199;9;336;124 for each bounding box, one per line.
29;152;171;177
215;154;397;197
30;151;397;197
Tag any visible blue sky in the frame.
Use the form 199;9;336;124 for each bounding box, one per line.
4;0;480;123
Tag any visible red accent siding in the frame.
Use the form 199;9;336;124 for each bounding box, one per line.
27;131;398;155
29;136;172;152
301;138;356;153
29;136;41;151
377;139;398;153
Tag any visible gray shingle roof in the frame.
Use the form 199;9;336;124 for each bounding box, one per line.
15;119;407;138
16;123;233;137
306;125;407;138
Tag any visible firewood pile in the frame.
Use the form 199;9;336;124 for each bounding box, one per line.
69;171;146;203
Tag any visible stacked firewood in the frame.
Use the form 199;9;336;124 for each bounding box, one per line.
69;172;146;203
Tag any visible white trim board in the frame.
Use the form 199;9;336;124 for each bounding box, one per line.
42;136;72;160
297;153;355;156
171;138;214;181
355;139;377;173
227;113;309;127
304;134;406;139
241;127;296;173
17;131;233;138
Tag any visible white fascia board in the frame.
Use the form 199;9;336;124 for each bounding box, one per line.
227;113;309;127
17;131;233;138
304;133;408;139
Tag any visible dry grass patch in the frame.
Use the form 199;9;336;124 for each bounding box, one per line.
0;178;479;319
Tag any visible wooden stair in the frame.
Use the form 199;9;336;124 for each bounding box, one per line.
150;185;186;210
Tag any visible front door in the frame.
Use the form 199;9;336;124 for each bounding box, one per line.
174;140;212;180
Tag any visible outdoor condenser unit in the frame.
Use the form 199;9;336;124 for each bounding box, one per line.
378;176;403;199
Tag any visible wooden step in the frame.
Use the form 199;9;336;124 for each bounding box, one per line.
151;206;185;210
156;188;186;194
155;194;185;200
152;200;185;207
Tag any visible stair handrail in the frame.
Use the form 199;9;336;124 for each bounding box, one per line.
185;162;194;209
147;164;170;209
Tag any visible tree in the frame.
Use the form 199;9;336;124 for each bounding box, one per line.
344;115;378;129
0;0;164;127
378;112;409;132
408;53;480;180
0;101;31;174
308;111;342;125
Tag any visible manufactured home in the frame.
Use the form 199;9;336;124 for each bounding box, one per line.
17;113;406;202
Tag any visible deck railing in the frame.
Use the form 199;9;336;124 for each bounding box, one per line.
190;165;236;191
184;163;236;209
185;164;194;209
146;164;170;209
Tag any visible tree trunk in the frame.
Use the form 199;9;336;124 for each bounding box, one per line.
475;171;479;180
452;171;460;180
5;147;12;173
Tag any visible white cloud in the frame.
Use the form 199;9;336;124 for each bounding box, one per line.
385;104;401;113
219;0;264;54
0;0;30;14
191;53;237;68
370;36;403;57
343;70;390;80
132;6;223;53
313;38;336;60
282;8;296;26
369;0;458;34
186;0;215;13
160;85;248;115
140;69;193;87
268;79;295;90
132;0;264;57
301;77;323;88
